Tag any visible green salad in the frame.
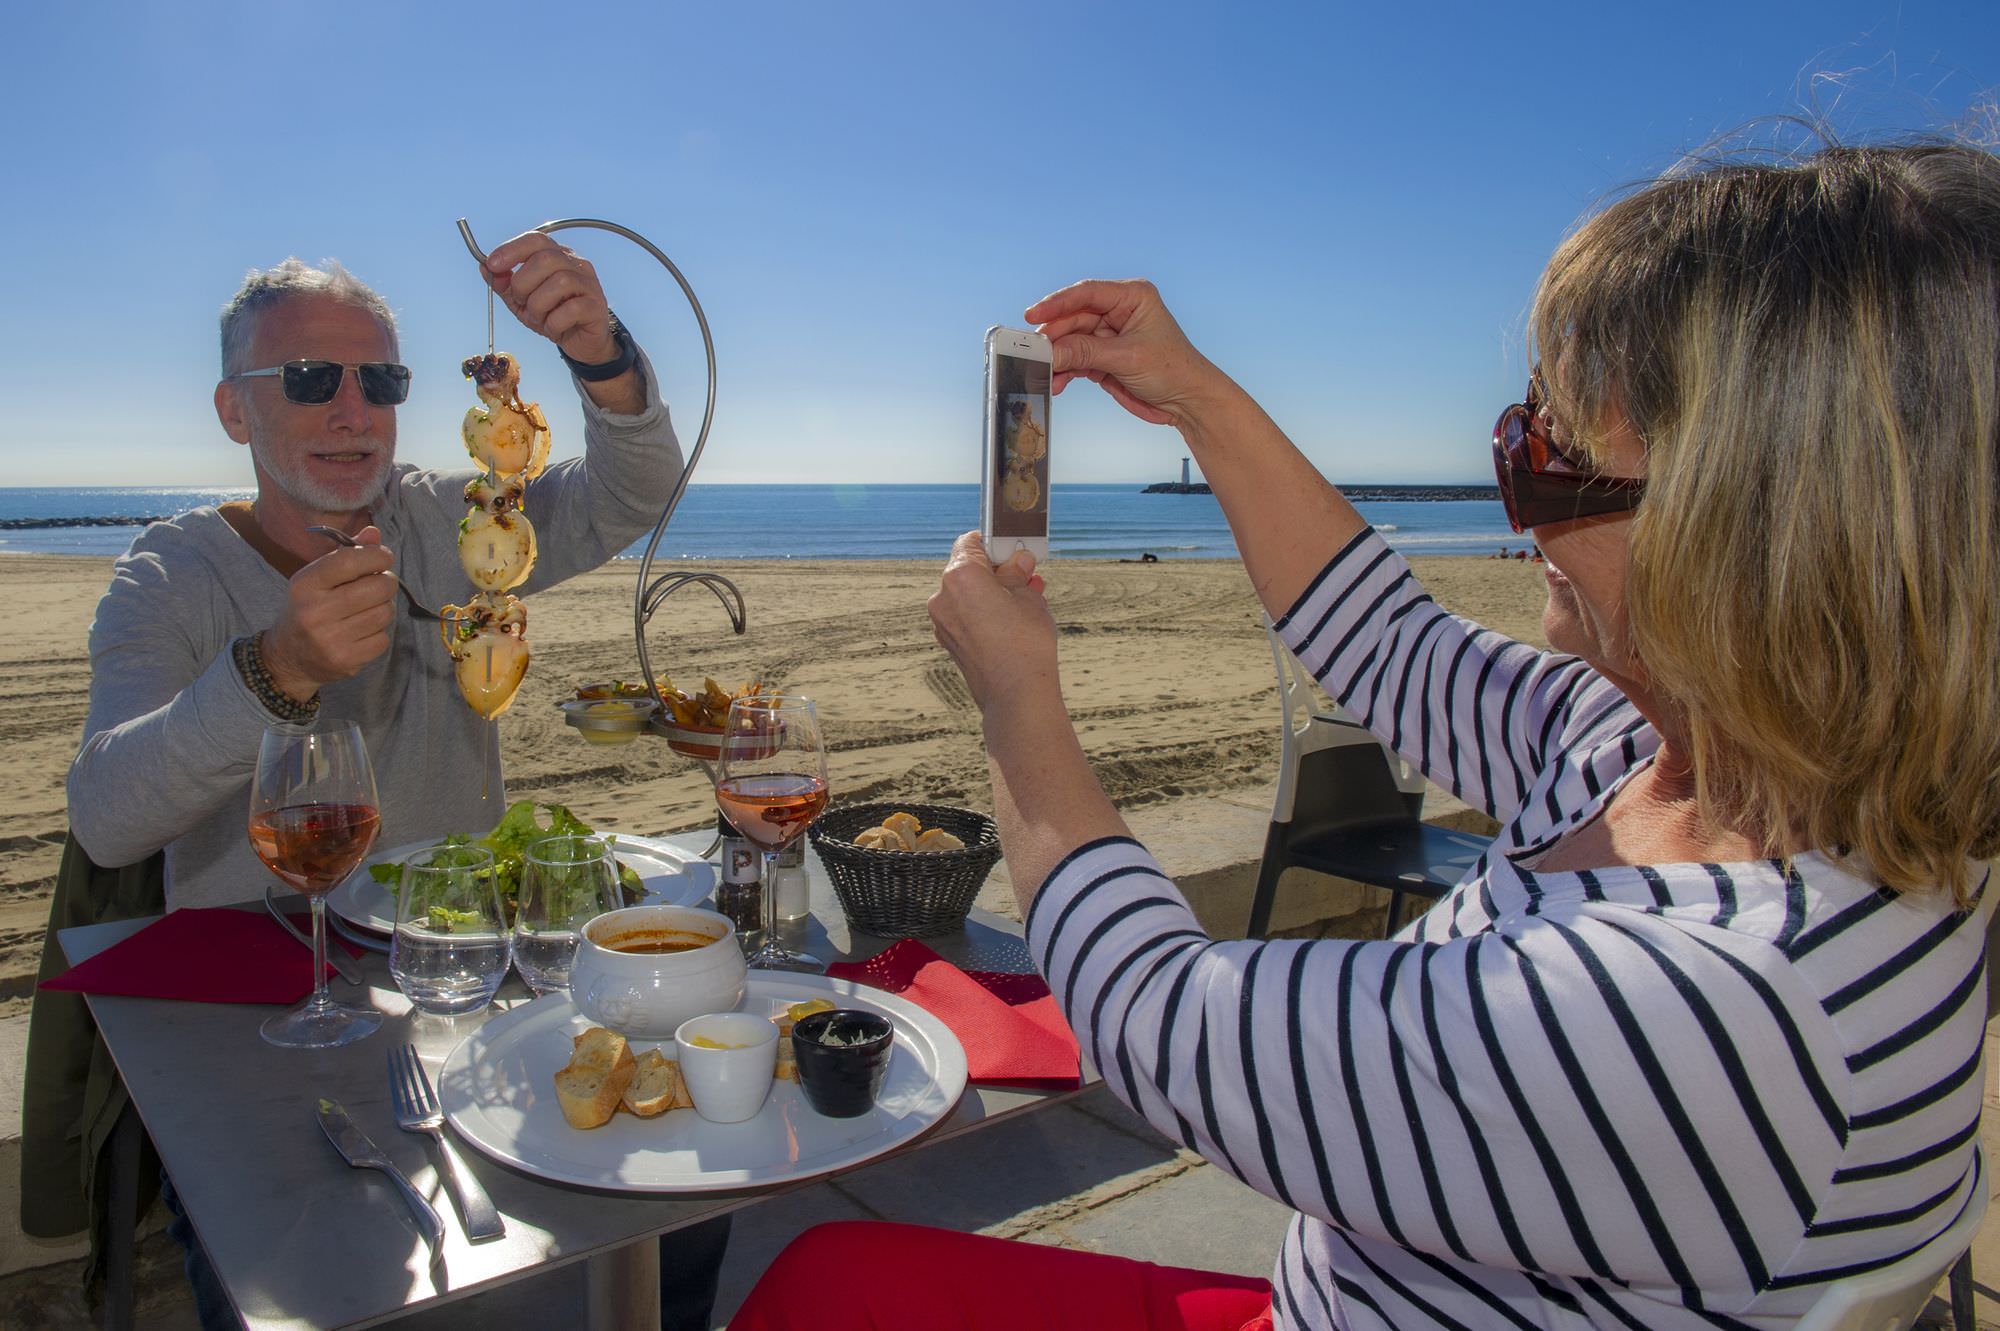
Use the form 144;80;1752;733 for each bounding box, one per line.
371;800;644;924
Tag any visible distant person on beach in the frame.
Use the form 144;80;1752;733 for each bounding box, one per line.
60;252;728;1331
739;143;2000;1330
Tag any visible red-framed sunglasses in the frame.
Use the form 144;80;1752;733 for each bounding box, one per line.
1491;372;1645;533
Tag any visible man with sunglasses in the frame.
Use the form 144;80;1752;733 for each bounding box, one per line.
71;236;669;901
65;244;735;1329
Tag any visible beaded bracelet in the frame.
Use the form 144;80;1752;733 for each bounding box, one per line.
232;631;320;724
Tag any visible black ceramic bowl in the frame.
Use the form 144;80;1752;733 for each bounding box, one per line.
791;1009;894;1118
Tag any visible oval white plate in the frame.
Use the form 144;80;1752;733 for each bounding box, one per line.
436;976;968;1192
327;835;713;936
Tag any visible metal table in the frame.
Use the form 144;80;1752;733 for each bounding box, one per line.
63;836;1078;1329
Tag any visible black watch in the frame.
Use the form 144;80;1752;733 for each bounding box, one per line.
560;312;638;381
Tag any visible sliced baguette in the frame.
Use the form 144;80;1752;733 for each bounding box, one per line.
556;1028;638;1129
555;1061;633;1129
622;1048;693;1117
571;1028;635;1078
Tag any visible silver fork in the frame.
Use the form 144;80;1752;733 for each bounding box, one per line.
304;525;441;620
388;1044;505;1241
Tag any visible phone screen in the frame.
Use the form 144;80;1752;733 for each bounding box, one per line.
988;352;1052;540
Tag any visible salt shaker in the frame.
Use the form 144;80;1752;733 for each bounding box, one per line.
773;841;811;923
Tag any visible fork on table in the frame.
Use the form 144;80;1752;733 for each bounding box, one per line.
388;1043;506;1241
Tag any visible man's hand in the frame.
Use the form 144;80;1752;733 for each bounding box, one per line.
927;532;1059;716
482;232;645;413
260;526;397;700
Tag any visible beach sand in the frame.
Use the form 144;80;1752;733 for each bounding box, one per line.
0;551;1552;996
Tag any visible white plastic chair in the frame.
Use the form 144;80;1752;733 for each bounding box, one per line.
1793;1179;1987;1331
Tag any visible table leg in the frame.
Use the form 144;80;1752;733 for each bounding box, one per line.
101;1105;141;1331
586;1239;662;1330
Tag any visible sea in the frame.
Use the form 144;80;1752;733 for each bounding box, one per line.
0;484;1519;561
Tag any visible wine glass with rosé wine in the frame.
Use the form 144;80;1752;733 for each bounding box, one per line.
247;720;384;1048
714;695;829;972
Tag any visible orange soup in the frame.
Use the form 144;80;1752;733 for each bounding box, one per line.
601;930;716;955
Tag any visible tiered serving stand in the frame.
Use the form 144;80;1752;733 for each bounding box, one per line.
455;218;747;781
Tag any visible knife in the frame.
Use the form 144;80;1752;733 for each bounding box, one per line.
265;885;364;985
316;1098;445;1263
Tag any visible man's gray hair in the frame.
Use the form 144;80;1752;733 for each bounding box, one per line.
218;258;399;376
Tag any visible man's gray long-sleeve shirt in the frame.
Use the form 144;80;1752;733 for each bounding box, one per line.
68;358;682;909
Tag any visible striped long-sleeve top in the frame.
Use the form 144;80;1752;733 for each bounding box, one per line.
1025;529;1990;1330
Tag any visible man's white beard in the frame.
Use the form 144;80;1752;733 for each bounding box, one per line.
253;438;393;515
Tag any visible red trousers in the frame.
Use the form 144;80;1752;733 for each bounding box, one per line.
729;1221;1275;1331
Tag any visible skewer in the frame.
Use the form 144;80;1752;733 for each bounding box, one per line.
457;215;728;756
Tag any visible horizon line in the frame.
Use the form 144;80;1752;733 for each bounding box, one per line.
0;479;1501;492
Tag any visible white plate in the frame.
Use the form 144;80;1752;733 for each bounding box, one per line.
327;835;714;936
436;976;969;1192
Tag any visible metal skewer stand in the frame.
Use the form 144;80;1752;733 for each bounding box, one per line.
455;217;744;783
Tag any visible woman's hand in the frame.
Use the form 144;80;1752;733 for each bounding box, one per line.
929;531;1128;910
1027;280;1232;428
927;532;1060;715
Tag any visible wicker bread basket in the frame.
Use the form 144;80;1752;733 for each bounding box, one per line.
808;802;1002;937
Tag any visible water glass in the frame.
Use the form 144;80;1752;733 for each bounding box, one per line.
390;844;510;1016
515;834;619;995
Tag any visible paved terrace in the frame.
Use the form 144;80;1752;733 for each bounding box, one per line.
3;790;1993;1328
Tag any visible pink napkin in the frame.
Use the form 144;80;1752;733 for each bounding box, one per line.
826;938;1082;1088
42;907;359;1005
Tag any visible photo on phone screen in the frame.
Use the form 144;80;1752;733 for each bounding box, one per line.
989;354;1051;540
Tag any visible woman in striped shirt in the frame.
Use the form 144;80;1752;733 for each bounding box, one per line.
732;144;2000;1330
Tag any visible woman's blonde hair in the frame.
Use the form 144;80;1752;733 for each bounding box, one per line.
1531;142;2000;903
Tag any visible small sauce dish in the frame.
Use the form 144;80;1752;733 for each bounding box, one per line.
673;1012;780;1123
557;696;658;746
791;1009;894;1118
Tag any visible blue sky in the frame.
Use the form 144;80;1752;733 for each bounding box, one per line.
2;2;1994;487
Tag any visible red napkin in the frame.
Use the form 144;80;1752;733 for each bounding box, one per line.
826;938;1082;1088
42;907;359;1005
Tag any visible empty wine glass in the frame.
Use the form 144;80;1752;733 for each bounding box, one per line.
514;834;619;996
390;844;511;1016
713;695;828;972
248;721;383;1048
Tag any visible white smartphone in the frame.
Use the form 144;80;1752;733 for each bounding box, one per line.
981;325;1053;566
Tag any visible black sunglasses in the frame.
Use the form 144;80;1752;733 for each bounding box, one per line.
233;360;412;406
